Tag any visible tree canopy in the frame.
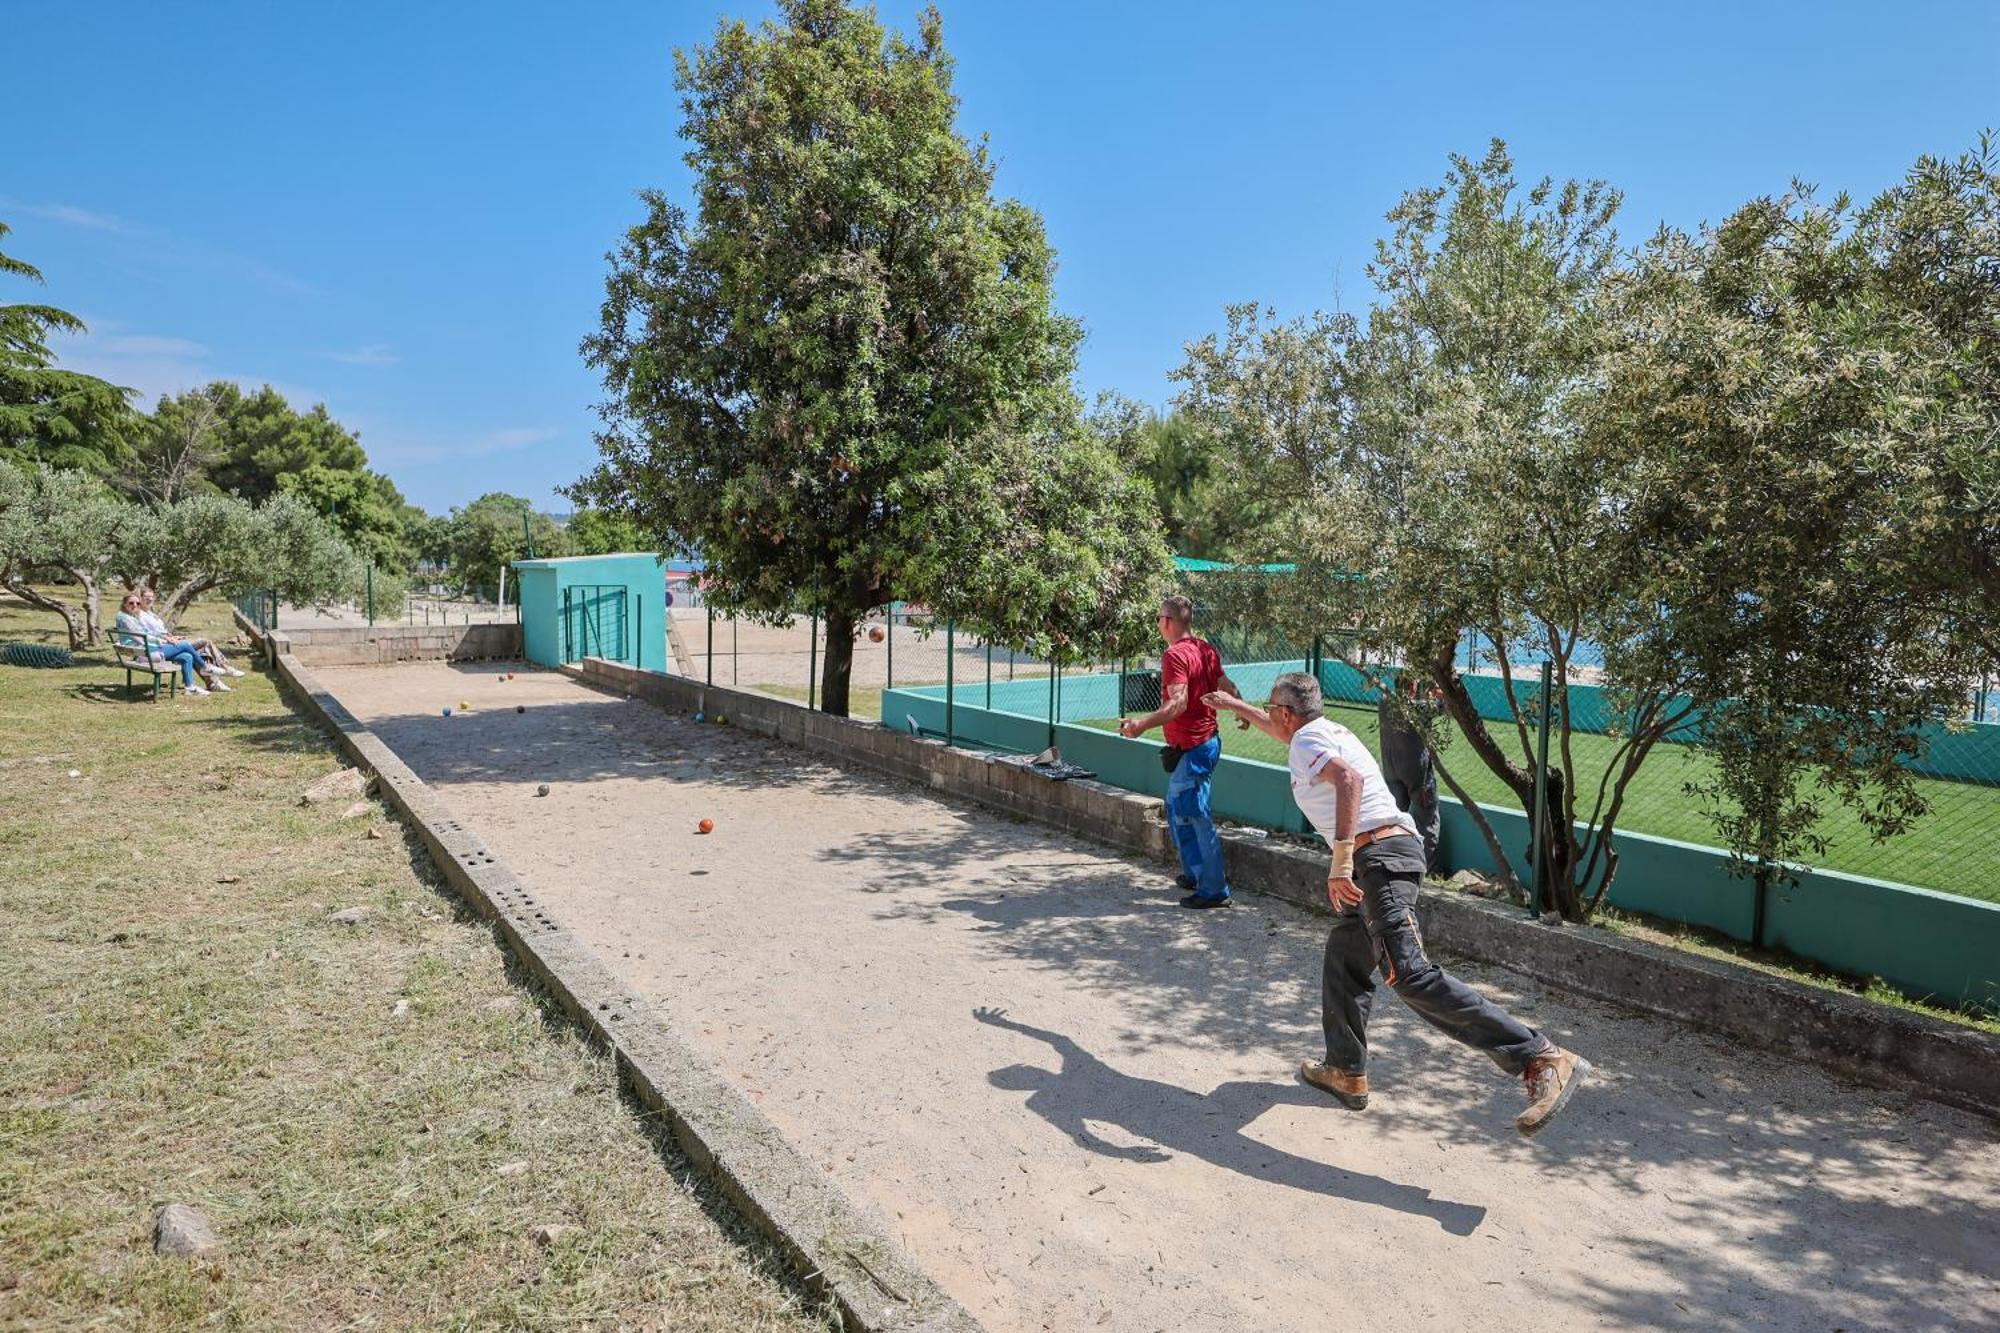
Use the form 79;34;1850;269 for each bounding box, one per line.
0;221;136;475
574;0;1169;712
1174;138;1998;917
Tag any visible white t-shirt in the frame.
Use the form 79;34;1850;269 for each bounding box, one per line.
1288;717;1415;843
139;609;172;637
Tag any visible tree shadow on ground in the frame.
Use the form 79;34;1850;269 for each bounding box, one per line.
828;821;2000;1331
974;1007;1487;1235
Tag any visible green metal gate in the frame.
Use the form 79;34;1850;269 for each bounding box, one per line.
562;584;634;665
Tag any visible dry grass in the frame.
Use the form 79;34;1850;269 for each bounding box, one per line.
0;593;836;1331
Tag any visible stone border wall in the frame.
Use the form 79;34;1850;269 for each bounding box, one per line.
236;615;980;1333
272;621;522;666
577;656;2000;1123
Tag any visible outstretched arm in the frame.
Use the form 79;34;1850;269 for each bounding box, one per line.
973;1007;1081;1060
1203;690;1288;743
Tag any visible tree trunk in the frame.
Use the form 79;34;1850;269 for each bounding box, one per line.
78;574;103;646
2;576;91;649
820;603;858;717
164;576;218;624
1539;768;1586;919
1432;753;1522;894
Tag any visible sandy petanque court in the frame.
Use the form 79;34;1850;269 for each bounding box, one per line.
318;660;2000;1333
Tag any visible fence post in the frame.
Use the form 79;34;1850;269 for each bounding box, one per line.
945;620;956;746
808;608;819;711
366;564;375;627
706;603;714;686
986;641;992;710
886;600;894;691
1047;659;1057;751
1527;660;1553;916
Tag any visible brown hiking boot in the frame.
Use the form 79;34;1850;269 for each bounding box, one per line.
1299;1061;1369;1110
1517;1047;1591;1137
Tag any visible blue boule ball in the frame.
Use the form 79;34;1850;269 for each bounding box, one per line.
693;711;705;722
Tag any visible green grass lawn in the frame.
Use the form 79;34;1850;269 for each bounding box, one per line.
0;592;833;1330
1081;702;2000;905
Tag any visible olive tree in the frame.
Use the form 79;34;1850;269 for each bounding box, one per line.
1599;144;1999;881
0;462;131;647
1179;144;1696;918
574;0;1169;713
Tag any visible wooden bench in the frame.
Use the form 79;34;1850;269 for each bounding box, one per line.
108;631;182;701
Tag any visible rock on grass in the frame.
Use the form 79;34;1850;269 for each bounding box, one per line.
153;1203;221;1257
301;769;369;806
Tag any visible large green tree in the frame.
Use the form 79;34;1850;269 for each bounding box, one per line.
574;0;1169;713
438;492;566;597
1087;394;1274;560
0;222;136;475
1179;145;1687;917
564;505;647;556
202;383;369;501
132;380;422;569
1598;144;1999;885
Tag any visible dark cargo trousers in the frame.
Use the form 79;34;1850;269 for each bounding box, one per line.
1324;834;1550;1076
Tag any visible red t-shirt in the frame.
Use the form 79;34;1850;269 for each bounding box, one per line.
1162;636;1225;748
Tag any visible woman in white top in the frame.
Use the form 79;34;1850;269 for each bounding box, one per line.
136;586;243;681
1206;670;1590;1138
114;592;214;695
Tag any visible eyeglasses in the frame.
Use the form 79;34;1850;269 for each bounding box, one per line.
1263;700;1292;713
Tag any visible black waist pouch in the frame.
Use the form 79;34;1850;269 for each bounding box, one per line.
1160;744;1189;774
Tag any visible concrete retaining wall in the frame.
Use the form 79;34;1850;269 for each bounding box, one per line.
578;658;2000;1121
274;621;523;666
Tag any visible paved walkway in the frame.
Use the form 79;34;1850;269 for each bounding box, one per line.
319;661;2000;1333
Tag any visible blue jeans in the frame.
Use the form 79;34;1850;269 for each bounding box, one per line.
157;641;206;687
1166;736;1228;901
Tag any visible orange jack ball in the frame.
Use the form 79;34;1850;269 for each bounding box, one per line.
867;625;885;643
697;818;715;834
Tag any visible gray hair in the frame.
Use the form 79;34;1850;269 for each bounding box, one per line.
1269;671;1323;718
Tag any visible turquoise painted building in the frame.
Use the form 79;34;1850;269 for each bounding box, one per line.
512;552;667;673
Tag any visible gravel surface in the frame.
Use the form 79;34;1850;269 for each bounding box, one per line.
321;660;2000;1333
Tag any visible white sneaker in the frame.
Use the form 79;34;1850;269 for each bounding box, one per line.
186;684;210;696
209;679;232;692
226;666;247;677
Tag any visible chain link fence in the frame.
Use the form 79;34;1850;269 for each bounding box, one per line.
664;588;1997;906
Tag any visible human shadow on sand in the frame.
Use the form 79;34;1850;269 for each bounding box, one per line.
974;1007;1486;1236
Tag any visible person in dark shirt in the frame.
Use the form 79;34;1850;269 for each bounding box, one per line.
1119;594;1240;908
1378;675;1442;872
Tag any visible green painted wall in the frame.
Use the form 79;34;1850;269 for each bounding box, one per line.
885;681;2000;1012
511;553;668;673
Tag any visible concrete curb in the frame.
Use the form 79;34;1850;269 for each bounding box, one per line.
577;657;2000;1123
243;628;982;1333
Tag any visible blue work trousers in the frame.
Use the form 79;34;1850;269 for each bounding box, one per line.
1166;736;1229;902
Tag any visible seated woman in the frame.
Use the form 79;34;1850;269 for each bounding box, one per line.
136;587;245;681
114;592;214;696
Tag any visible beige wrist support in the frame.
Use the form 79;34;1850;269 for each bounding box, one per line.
1330;839;1355;879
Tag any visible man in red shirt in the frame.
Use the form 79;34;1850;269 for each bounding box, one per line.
1120;595;1239;908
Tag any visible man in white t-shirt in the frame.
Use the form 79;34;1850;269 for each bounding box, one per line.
1206;670;1590;1137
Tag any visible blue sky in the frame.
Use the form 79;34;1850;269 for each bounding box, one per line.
6;1;1994;514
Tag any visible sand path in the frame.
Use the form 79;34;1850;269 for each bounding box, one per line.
318;661;2000;1333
